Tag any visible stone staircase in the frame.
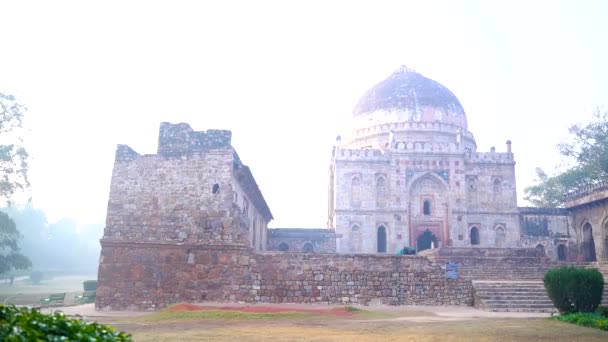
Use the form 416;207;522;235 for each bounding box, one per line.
473;281;557;313
425;248;608;313
473;279;608;313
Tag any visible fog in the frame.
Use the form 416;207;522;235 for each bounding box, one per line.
1;0;608;232
1;204;102;275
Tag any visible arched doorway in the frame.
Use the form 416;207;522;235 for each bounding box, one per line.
557;244;567;261
495;227;506;247
278;242;289;252
416;229;438;252
470;227;480;245
302;242;314;253
377;226;387;253
535;244;545;256
582;222;597;261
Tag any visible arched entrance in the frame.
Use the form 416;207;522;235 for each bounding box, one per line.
557;244;567;261
582;222;597;262
535;244;545;256
416;229;438;252
302;242;314;253
278;242;289;252
377;226;387;253
470;227;480;245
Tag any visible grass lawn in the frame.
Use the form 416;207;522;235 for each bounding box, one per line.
0;274;96;306
96;307;608;342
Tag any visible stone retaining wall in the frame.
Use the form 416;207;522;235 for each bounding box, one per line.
96;241;471;310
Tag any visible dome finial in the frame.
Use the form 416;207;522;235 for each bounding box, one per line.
396;65;411;74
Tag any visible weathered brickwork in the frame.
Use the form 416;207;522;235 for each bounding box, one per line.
104;123;272;249
97;242;472;310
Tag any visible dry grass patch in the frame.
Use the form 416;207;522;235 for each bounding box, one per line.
129;317;608;342
140;309;314;322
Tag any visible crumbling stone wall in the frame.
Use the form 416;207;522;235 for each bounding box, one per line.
105;146;244;244
517;207;575;261
97;242;471;310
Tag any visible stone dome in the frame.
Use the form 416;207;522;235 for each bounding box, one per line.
353;66;467;129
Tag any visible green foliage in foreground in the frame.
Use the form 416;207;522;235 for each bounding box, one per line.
143;309;314;322
544;266;604;313
0;305;132;341
552;311;608;331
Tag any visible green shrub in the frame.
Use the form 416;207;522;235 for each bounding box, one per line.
0;305;131;341
553;312;608;331
596;306;608;318
543;266;604;313
29;271;43;285
83;280;98;291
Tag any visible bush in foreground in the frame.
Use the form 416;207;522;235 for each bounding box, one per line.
553;312;608;331
0;305;132;341
543;266;604;313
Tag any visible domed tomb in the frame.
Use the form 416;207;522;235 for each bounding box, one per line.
352;66;467;130
346;66;474;150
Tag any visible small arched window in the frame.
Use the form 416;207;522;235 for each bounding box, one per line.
495;227;505;247
557;244;567;261
377;226;387;253
278;242;289;252
423;200;431;216
376;176;386;208
470;226;480;245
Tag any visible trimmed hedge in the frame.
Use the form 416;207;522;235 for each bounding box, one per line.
0;305;132;341
543;266;604;313
83;280;98;291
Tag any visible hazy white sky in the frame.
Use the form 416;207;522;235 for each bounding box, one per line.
1;0;607;227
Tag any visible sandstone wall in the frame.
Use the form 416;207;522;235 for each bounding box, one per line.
96;242;472;310
105;147;246;245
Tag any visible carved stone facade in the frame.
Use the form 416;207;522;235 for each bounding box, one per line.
328;68;519;254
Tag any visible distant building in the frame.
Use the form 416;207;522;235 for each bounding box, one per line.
269;66;607;262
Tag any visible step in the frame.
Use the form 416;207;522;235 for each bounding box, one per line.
475;291;549;296
476;295;551;300
483;299;554;305
485;307;558;313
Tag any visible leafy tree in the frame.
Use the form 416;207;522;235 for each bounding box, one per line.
0;211;32;274
524;109;608;207
0;92;31;275
0;92;29;200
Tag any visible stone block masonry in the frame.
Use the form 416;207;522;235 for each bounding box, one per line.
97;241;472;310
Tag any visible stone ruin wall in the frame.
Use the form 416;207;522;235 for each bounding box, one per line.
105;145;246;245
97;242;472;310
518;207;577;261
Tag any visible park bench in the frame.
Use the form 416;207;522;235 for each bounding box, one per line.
39;293;65;307
75;291;96;304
